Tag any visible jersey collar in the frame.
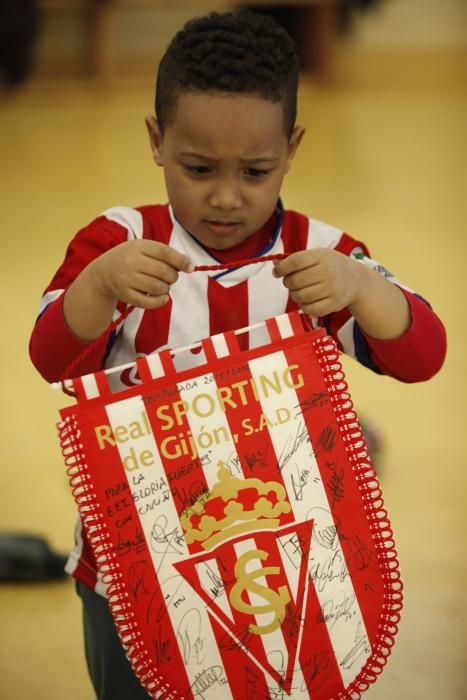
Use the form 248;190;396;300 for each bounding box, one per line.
168;200;284;284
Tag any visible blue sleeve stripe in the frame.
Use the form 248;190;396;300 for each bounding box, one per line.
353;322;384;375
414;292;431;308
104;330;117;363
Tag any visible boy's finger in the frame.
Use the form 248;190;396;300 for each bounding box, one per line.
161;246;194;272
272;257;292;277
273;250;317;277
145;241;194;272
272;260;281;277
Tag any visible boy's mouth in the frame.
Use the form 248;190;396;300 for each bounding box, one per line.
205;220;241;235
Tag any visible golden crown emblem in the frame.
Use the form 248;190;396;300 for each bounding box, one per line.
179;460;292;550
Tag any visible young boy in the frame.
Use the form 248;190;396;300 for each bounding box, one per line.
30;10;446;700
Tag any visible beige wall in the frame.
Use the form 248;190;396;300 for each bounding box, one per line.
36;4;233;75
34;1;467;77
349;0;467;49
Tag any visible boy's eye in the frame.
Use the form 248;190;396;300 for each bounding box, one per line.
184;165;211;175
244;168;269;178
183;164;270;178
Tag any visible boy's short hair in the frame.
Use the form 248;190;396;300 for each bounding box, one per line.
155;10;299;137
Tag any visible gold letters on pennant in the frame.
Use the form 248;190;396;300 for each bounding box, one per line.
229;550;290;635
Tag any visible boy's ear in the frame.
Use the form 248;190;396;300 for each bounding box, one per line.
145;115;164;166
285;124;306;173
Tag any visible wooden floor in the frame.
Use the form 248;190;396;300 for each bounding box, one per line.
0;50;466;699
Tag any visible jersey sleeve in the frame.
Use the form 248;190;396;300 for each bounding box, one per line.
357;289;446;382
322;238;446;383
29;212;134;382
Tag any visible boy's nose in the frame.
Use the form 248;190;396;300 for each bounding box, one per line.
208;180;241;211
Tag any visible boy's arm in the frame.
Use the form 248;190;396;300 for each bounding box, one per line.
273;249;446;382
29;295;107;383
30;216;124;382
63;238;192;341
30;215;192;382
356;288;446;382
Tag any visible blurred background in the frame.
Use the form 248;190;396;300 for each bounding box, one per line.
1;1;466;698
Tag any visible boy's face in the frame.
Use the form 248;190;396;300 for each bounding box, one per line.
146;92;304;249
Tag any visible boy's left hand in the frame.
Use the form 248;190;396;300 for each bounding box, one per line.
273;248;367;318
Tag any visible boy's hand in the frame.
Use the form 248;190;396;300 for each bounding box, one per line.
89;239;194;310
273;248;367;318
63;240;193;341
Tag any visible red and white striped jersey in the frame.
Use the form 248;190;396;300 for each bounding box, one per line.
30;202;446;592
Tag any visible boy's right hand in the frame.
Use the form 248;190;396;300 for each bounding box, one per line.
89;239;194;310
63;240;193;342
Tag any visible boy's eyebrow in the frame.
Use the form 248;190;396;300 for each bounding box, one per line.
178;152;279;164
241;157;279;164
